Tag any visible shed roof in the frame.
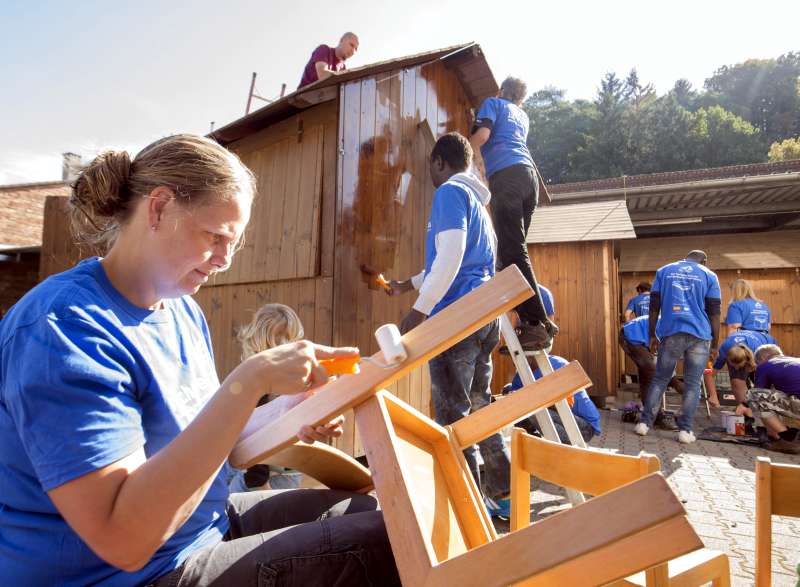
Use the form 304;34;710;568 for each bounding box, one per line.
211;43;497;145
0;181;70;248
526;198;635;244
549;160;800;237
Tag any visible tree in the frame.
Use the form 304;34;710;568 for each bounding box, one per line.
670;79;697;110
768;137;800;162
691;106;764;167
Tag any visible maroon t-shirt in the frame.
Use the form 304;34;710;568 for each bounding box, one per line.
298;44;345;88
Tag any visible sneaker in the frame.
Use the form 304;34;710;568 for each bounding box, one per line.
634;423;649;436
484;496;511;519
765;439;800;455
654;411;679;431
678;430;696;444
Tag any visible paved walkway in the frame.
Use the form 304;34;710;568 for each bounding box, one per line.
501;405;800;586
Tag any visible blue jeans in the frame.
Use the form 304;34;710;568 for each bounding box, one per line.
641;333;710;432
428;320;510;499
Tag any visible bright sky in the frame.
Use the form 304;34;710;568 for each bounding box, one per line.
2;0;798;184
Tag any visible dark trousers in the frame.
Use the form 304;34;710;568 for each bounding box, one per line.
488;164;548;325
620;338;684;404
153;489;400;587
428;320;510;499
518;408;597;444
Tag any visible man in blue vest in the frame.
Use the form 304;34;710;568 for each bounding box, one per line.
635;250;722;443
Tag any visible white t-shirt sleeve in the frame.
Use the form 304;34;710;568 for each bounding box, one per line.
413;229;466;315
410;270;425;290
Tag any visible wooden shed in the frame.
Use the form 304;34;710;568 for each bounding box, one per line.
491;199;636;398
203;43;497;455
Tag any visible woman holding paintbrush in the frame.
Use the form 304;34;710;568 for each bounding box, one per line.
0;135;399;586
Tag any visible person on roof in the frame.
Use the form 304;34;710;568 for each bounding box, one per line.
298;32;359;89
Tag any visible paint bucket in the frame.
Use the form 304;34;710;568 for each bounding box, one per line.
721;411;745;435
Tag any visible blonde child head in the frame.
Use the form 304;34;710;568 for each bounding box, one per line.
238;303;304;360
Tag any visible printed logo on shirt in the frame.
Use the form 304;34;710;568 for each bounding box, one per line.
679;265;694;272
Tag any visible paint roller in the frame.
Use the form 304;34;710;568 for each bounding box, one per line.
320;324;407;376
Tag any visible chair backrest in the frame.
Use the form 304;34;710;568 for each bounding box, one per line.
755;456;800;586
510;428;660;531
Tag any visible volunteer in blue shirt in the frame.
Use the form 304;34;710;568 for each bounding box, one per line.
619;316;684;427
386;132;511;518
0;135;399;586
539;284;555;321
625;281;651;322
635;250;722;443
469;76;557;351
707;329;777;404
504;355;601;443
725;278;771;336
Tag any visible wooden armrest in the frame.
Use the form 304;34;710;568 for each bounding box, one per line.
230;266;532;468
450;362;591;449
426;474;702;587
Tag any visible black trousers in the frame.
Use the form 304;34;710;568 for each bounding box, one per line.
488;163;548;324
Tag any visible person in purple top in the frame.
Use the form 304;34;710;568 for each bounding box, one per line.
736;345;800;454
298;32;358;88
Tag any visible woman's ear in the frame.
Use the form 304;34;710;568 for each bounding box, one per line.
146;186;175;231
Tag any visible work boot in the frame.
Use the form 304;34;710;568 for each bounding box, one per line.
765;439;800;455
654;410;678;431
516;320;558;351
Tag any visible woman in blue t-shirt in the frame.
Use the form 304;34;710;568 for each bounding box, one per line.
0;135;398;587
725;278;771;336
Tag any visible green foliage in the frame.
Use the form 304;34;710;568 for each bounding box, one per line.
523;51;800;183
768;137;800;162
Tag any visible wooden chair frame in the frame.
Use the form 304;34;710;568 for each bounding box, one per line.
755;456;800;586
231;267;705;586
510;429;730;587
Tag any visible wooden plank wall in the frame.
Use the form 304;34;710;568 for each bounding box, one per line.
39;196;101;280
491;241;620;398
334;60;474;455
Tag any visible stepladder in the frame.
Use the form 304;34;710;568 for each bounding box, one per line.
498;312;587;505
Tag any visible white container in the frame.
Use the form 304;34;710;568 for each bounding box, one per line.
721;411;745;435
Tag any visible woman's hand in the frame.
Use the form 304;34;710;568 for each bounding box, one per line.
298;414;345;443
236;341;359;398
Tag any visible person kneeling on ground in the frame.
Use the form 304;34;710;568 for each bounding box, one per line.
503;355;602;444
705;329;776;407
735;344;800;455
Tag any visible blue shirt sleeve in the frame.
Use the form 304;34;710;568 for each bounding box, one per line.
571;390;601;434
5;317;144;491
626;297;636;312
475;98;498;127
651;269;663;294
430;184;468;234
706;273;722;300
725;302;744;325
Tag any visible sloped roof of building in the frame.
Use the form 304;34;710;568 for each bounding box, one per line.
211;42;497;145
0;180;70;249
526;198;635;244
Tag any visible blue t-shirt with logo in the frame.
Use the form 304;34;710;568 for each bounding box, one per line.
539;284;555;317
424;180;495;317
725;299;771;332
622;315;651;346
508;355;601;434
626;292;650;317
473;97;534;178
0;258;228;586
713;330;776;370
652;260;721;340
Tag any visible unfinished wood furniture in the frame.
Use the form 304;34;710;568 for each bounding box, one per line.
263;440;372;492
232;268;706;585
755;456;800;586
510;429;731;587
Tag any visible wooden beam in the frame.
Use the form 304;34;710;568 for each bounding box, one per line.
425;474;701;587
230;266;532;468
630;199;800;222
261;440;373;492
449;362;591;449
288;85;339;109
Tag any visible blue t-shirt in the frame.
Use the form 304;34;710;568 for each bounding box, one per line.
755;357;800;397
473;97;534;178
651;260;721;340
424;179;495;316
725;299;771;332
0;258;228;586
713;330;776;370
508;356;601;434
622;315;651;346
626;292;650;317
539;284;555;317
